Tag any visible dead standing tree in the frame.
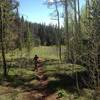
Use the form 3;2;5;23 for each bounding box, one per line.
47;0;62;61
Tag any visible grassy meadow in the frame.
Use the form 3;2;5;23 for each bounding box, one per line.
4;46;59;59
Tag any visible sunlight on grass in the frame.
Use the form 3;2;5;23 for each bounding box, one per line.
3;46;60;60
44;63;86;75
31;46;59;59
8;68;34;76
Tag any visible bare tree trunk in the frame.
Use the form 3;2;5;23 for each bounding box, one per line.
0;5;7;78
73;0;80;93
77;0;81;45
64;0;70;62
55;0;62;61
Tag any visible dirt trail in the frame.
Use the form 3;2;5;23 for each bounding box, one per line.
34;67;58;100
0;60;59;100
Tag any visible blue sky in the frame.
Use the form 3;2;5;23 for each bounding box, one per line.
19;0;85;25
19;0;54;24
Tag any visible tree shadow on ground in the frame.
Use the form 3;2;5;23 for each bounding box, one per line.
41;70;90;97
0;74;37;91
0;69;91;99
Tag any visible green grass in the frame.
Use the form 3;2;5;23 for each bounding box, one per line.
3;46;61;60
31;46;59;59
8;68;34;76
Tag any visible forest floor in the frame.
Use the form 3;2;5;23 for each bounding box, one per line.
0;60;98;100
0;46;100;100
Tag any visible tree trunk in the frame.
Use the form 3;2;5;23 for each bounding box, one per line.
73;0;80;92
0;6;7;78
55;0;62;61
64;0;70;62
